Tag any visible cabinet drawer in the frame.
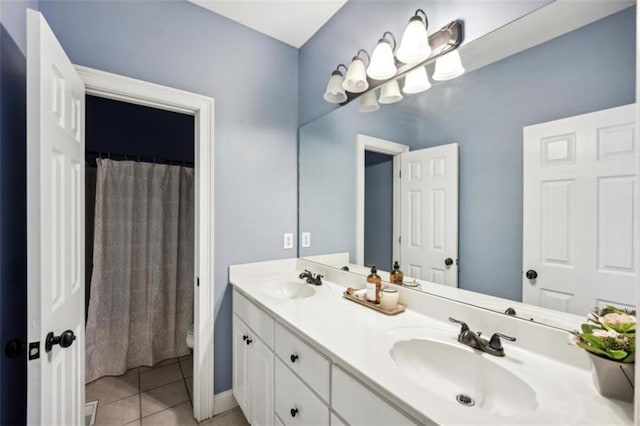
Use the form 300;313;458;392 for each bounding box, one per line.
275;358;329;426
332;366;416;426
275;323;330;402
233;290;274;349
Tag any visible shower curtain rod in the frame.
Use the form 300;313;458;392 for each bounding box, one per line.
86;150;194;168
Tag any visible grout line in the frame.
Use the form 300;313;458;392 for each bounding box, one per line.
138;367;142;422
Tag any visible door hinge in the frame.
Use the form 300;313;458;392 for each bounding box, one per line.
399;170;402;178
398;236;401;244
197;277;200;287
28;341;40;360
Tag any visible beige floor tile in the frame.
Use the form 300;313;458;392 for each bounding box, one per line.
179;356;193;378
140;357;179;372
95;394;140;426
201;408;249;426
140;380;189;417
141;401;197;426
140;363;183;391
86;372;139;406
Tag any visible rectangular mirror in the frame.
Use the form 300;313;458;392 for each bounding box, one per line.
298;2;637;330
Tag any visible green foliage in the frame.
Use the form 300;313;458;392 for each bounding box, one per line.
572;306;635;364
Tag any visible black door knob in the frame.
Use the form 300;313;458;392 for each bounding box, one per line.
45;330;76;353
290;354;298;363
245;338;252;345
242;335;248;341
525;270;538;280
444;258;454;266
290;408;299;417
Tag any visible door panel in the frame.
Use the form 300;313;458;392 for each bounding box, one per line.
250;338;274;426
232;316;251;420
27;10;85;425
523;104;637;315
400;144;459;287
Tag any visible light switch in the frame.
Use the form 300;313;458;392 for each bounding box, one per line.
301;232;311;248
283;233;294;249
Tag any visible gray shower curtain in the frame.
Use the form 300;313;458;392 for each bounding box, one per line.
86;159;194;382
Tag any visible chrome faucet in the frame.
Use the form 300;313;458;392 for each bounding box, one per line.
299;269;323;286
449;317;516;357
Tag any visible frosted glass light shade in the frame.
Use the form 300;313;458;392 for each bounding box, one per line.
396;17;431;64
433;50;465;81
367;40;397;80
402;66;431;94
323;71;347;103
379;80;403;104
343;58;369;93
359;90;379;113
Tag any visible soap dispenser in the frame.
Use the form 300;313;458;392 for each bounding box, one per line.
366;265;382;304
389;261;404;285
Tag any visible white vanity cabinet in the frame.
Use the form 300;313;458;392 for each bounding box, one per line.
232;289;417;426
233;292;275;426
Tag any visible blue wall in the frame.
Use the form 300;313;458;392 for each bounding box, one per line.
298;0;551;125
37;0;300;395
0;1;38;424
299;7;636;301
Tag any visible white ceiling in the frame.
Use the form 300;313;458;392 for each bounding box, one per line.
188;0;348;48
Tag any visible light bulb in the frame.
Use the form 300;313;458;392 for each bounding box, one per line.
379;80;403;104
396;16;431;64
402;66;431;94
323;70;347;103
433;50;465;81
343;57;369;93
367;39;397;80
359;91;379;112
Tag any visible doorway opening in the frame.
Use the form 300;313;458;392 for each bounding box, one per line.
83;95;196;425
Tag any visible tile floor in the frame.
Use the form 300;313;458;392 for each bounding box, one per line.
86;355;248;426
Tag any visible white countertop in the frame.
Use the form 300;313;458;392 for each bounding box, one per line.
230;266;634;425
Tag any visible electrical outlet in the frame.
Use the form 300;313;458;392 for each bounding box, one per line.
301;232;311;248
283;233;294;249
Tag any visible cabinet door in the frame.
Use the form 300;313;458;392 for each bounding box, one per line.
249;337;275;426
233;316;251;419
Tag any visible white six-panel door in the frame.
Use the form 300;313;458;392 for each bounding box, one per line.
27;10;85;425
399;144;459;287
523;104;637;315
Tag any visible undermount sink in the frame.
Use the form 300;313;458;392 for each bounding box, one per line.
262;280;315;299
390;338;538;417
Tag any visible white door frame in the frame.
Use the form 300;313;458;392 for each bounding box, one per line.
355;134;409;266
75;66;216;421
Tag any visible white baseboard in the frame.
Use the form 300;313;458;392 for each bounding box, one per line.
213;389;238;415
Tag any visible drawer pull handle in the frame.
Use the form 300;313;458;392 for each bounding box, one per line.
290;408;299;417
242;335;248;341
246;338;252;345
290;354;299;363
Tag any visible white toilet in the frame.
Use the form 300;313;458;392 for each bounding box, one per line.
186;323;194;351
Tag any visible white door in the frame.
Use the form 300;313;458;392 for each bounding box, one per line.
399;143;459;286
232;316;251;420
523;104;637;315
249;337;274;426
27;10;85;425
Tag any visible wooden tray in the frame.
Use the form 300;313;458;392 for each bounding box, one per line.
342;291;405;315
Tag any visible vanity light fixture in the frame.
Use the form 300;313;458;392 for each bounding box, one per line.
379;80;403;104
323;64;348;104
396;9;431;64
343;50;370;93
367;32;398;80
359;90;380;112
403;66;431;94
323;13;464;109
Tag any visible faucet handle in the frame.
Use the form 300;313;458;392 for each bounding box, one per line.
489;332;516;350
449;317;469;333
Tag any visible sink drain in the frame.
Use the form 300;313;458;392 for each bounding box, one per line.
456;394;475;407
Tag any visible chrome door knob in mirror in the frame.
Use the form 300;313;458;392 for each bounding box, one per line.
45;330;76;353
525;269;538;280
444;258;454;266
